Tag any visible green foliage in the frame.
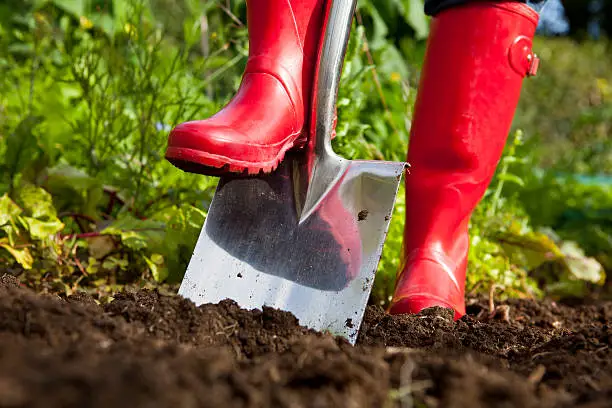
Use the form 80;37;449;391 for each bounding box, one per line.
511;170;612;292
0;185;65;271
0;0;608;304
0;0;218;291
516;37;612;174
467;132;606;302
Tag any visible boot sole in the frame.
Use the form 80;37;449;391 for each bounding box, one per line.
165;134;308;177
388;294;464;320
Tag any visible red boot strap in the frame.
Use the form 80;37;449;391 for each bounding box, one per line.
527;53;540;77
492;1;540;77
509;36;540;77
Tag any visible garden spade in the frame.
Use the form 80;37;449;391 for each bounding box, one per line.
178;0;406;344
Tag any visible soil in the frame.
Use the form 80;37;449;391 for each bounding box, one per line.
0;274;610;408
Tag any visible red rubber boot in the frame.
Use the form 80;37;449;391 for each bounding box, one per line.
166;0;326;176
388;2;540;319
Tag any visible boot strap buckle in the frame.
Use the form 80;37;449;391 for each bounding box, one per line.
527;53;540;76
509;36;539;77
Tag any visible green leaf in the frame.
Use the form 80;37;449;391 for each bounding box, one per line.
0;195;22;227
360;1;389;49
102;256;129;270
502;156;529;165
560;241;606;285
45;164;99;192
0;240;33;269
406;0;429;39
89;12;115;37
16;185;58;220
151;204;206;283
7;43;34;55
144;254;168;282
112;0;129;24
50;0;87;17
496;228;563;271
544;279;591;299
497;173;526;187
85;235;116;259
86;257;100;274
376;44;410;79
150;253;164;264
44;164;104;218
21;216;65;240
101;215;165;251
4;116;44;180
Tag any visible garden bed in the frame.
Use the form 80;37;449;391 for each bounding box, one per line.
0;273;609;408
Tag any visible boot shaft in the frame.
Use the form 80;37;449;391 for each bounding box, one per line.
408;2;539;174
392;2;540;318
404;2;539;252
244;0;326;117
246;0;325;63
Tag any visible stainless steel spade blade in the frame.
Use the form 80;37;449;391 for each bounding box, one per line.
178;0;407;344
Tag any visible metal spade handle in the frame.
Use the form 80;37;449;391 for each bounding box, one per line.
299;0;357;222
311;0;358;159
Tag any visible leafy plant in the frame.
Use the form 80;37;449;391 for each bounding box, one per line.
467;131;606;302
0;0;218;292
0;0;609;305
515;37;612;174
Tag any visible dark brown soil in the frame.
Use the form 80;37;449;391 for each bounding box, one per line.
0;274;609;408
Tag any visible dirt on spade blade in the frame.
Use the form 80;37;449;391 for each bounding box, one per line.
0;274;609;408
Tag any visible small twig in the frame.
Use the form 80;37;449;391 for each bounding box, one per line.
385;347;422;357
531;351;554;361
355;11;388;110
385;357;432;408
105;190;119;216
74;258;88;277
583;376;601;391
61;227;164;241
60;232;102;240
200;13;213;99
527;365;546;385
484;284;512;322
355;10;401;138
217;2;244;27
488;284;497;313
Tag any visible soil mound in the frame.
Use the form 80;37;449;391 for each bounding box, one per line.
0;274;609;408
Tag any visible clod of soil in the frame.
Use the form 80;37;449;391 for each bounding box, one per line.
0;274;610;408
358;210;369;221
